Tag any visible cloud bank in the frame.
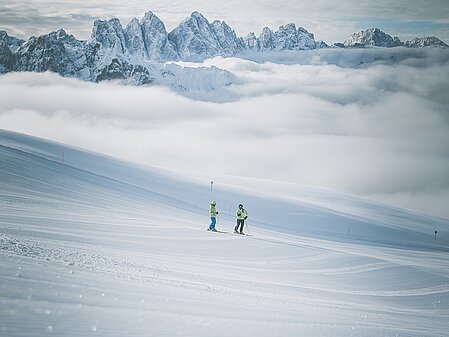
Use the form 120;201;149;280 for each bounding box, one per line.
1;48;449;218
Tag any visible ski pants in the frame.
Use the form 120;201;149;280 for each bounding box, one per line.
235;219;245;233
209;217;217;230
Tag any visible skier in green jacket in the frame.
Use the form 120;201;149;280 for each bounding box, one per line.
208;201;218;231
234;204;248;234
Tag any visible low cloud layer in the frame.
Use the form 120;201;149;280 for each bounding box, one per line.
1;48;449;218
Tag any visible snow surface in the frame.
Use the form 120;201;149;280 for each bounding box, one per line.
0;128;448;337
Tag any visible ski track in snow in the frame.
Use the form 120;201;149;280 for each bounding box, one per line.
0;129;448;337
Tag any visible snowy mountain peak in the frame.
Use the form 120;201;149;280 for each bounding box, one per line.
138;11;179;61
210;20;245;55
124;18;146;59
405;36;448;48
190;11;207;20
258;27;275;51
344;28;402;47
0;31;25;72
274;23;316;50
91;18;127;54
0;30;25;52
243;32;258;50
168;11;224;60
13;28;89;79
255;24;317;51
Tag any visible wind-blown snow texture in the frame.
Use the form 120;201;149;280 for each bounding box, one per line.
0;11;447;91
1;129;448;337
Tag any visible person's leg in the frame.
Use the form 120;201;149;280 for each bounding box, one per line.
239;219;245;234
235;219;243;233
209;217;216;230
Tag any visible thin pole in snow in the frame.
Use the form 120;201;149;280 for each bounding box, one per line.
210;180;213;191
434;230;438;240
61;150;64;163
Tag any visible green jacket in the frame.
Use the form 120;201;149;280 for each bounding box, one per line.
210;204;217;218
236;208;248;220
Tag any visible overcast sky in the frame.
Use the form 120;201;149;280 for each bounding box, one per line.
1;48;448;218
1;0;448;44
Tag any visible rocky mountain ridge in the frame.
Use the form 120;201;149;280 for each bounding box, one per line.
0;11;447;92
341;28;447;48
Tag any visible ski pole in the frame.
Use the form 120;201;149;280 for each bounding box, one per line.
216;213;219;230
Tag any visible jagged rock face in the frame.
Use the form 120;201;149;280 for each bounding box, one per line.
258;27;275;51
168;11;224;60
344;28;402;47
250;24;317;52
95;57;154;84
210;20;245;56
2;10;448;96
94;12;178;62
139;11;179;61
14;29;91;79
274;24;316;50
0;30;25;52
124;18;146;59
0;45;14;73
243;32;258;50
316;40;329;48
92;19;127;55
405;37;448;48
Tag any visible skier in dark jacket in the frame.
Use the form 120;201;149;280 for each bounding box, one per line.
234;204;248;234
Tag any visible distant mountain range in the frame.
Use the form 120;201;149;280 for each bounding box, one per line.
0;11;447;90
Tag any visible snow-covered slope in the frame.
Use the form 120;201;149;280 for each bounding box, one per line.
1;129;448;337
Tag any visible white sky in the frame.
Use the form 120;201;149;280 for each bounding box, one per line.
1;0;448;43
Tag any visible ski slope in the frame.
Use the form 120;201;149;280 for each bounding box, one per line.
1;128;448;337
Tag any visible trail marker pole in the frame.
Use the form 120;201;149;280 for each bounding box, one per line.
210;180;213;191
434;230;438;240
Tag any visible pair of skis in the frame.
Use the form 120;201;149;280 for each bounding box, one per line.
206;229;252;236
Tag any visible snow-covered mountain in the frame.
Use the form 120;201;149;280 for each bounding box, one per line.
168;12;244;61
1;129;448;336
244;23;317;51
0;30;25;73
14;29;93;80
1;12;448;90
127;11;179;62
341;28;448;49
343;28;402;47
405;36;449;48
8;27;234;97
0;30;24;52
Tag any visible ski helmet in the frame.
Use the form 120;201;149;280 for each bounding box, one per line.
238;204;243;208
211;201;216;206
